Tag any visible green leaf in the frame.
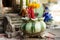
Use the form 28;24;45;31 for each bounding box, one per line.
31;22;35;33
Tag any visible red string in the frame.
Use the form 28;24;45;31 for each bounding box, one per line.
27;7;35;19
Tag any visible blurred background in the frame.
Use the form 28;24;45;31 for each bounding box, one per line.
0;0;60;40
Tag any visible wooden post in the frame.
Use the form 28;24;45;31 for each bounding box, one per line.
12;0;17;13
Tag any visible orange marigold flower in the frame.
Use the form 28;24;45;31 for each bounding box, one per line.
28;2;40;8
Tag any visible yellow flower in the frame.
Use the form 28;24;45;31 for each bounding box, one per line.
28;3;32;7
28;2;40;8
35;4;40;8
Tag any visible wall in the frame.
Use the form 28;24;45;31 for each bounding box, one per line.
49;0;60;24
0;0;2;13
